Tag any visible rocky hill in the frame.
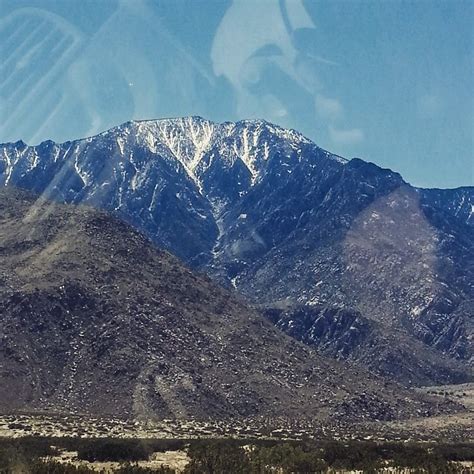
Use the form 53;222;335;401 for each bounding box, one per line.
1;187;452;422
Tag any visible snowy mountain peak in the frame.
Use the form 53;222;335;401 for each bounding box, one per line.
87;117;323;189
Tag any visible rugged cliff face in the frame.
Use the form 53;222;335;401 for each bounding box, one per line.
1;117;472;384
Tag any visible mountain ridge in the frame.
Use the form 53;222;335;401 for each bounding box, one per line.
1;117;472;386
5;116;473;192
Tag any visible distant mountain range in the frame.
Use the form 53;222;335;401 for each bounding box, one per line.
1;117;472;387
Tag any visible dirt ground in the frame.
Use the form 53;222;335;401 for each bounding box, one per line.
1;383;473;443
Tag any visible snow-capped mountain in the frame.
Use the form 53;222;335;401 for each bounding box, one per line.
1;117;472;383
0;117;322;263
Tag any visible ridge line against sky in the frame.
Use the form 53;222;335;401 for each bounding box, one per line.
5;115;474;193
0;0;473;188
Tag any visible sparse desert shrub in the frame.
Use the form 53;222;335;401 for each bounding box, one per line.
29;460;96;473
115;463;175;474
1;436;472;473
146;439;187;452
0;437;57;473
77;439;151;462
249;443;327;473
184;440;251;474
434;442;474;462
389;443;455;472
322;441;380;471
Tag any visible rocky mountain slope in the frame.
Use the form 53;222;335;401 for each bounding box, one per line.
1;117;472;384
0;187;448;422
262;303;468;387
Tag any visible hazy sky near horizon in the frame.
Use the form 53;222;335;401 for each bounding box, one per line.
1;0;473;188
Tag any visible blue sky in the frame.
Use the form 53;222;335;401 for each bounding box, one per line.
1;0;472;188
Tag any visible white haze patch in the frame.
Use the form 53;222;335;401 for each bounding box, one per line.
211;0;364;153
329;126;364;146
